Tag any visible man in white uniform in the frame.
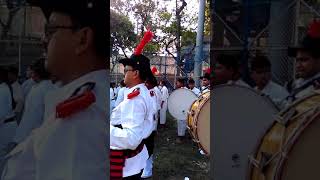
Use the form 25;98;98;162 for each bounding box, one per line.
188;78;201;96
0;68;15;171
110;53;154;179
250;55;289;106
159;79;169;126
175;78;188;143
12;59;55;144
115;80;127;107
213;54;251;88
21;65;36;98
7;67;24;124
1;0;108;179
286;20;320;104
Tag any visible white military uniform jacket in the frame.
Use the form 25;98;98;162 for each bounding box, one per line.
191;87;201;96
2;70;108;180
13;80;55;143
114;87;127;107
255;81;289;106
11;81;24;116
110;83;154;177
22;78;35;98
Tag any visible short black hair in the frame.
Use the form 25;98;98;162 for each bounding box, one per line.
120;80;125;87
250;55;271;72
188;78;195;84
0;67;8;83
30;58;50;80
177;77;186;86
146;74;158;88
216;54;240;71
159;79;166;86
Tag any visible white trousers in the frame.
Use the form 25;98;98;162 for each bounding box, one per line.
159;101;167;125
177;119;187;136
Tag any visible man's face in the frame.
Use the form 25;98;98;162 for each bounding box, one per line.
26;67;33;78
213;63;234;85
295;51;320;79
251;68;271;89
44;12;78;77
202;78;210;87
188;82;195;89
123;65;138;87
176;81;183;88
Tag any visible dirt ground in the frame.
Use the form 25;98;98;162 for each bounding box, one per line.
150;113;210;180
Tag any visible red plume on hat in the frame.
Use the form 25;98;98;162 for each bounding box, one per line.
205;68;211;74
151;66;158;75
308;20;320;38
134;28;154;56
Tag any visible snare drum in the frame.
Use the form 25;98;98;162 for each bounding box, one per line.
212;85;279;180
187;91;210;155
168;88;198;120
249;91;320;180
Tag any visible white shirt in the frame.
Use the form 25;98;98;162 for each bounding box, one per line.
255;81;289;106
154;86;162;110
11;81;24;114
160;85;169;103
228;79;251;88
191;87;201;96
201;86;210;94
115;87;126;107
149;88;158;131
2;70;108;180
0;83;14;123
110;83;154;177
21;78;35;98
13;80;55;143
292;72;320;99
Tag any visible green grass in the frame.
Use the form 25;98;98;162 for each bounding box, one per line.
152;113;210;180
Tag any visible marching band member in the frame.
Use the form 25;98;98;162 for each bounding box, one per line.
159;80;169;126
286;20;320;103
175;78;188;143
200;73;211;93
250;55;289;106
115;80;127;107
141;75;159;179
213;54;250;88
110;30;155;179
12;59;55;144
188;78;201;96
21;65;36;98
1;0;108;179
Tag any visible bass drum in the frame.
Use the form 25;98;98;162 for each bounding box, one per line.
212;84;279;180
188;91;210;156
249;90;320;180
167;88;198;120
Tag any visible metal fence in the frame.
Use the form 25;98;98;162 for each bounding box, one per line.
212;0;320;86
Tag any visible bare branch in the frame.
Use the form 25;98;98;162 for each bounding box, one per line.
165;37;177;59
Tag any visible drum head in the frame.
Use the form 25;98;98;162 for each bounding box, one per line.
168;88;198;120
277;113;320;180
212;85;279;180
196;96;210;155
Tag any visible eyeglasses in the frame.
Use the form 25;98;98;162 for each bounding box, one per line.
44;24;78;41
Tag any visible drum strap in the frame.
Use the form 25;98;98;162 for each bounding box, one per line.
287;76;320;101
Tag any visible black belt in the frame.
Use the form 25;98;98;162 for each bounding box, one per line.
3;117;15;124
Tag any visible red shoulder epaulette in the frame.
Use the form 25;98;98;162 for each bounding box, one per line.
56;90;96;119
127;88;140;99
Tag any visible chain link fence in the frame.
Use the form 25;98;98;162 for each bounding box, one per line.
212;0;320;86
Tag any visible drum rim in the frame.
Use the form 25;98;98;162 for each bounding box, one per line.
190;93;210;155
167;88;198;120
212;84;280;112
247;94;320;180
274;110;320;180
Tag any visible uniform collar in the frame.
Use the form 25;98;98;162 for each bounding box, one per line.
128;83;146;92
52;69;107;101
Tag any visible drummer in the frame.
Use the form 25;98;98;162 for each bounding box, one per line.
286;20;320;103
175;77;188;143
188;78;201;96
250;55;289;106
213;54;250;88
200;73;211;93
